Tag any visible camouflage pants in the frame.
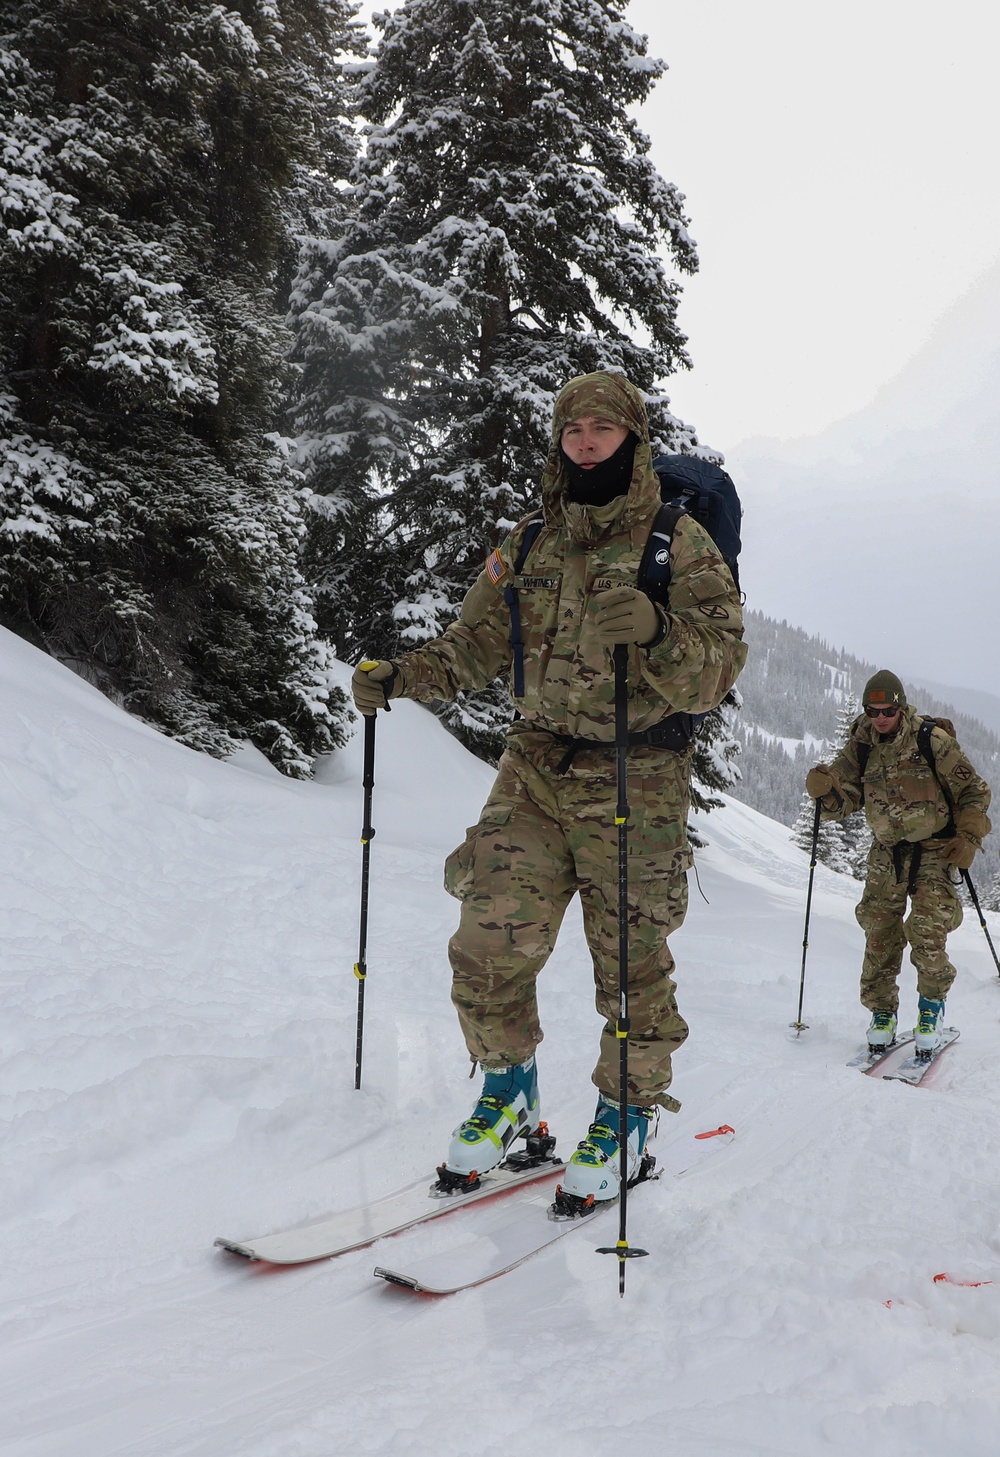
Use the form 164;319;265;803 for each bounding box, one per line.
855;841;963;1011
443;732;693;1106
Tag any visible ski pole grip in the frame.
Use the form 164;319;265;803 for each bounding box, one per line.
361;713;376;839
360;658;393;711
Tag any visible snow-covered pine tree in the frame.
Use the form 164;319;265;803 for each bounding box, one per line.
689;690;742;820
833;692;860;747
981;868;1000;914
831;691;873;878
790;793;853;875
0;0;360;774
291;0;703;761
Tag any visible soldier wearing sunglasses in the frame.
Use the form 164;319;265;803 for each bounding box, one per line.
805;670;991;1055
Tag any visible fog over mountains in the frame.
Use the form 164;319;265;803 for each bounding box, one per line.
727;261;1000;695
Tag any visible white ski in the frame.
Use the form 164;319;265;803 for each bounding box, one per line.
215;1155;561;1265
373;1123;735;1295
882;1027;960;1086
847;1032;916;1074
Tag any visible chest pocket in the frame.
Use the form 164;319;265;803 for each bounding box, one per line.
899;753;941;804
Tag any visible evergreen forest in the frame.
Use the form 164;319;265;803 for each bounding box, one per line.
4;0;999;888
2;0;725;778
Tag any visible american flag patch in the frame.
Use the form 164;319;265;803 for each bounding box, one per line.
485;549;508;585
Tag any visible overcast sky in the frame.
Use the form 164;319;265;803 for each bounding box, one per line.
349;1;1000;693
628;0;1000;451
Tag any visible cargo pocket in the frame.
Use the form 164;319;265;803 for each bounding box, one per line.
443;803;514;901
634;847;693;929
630;772;693;927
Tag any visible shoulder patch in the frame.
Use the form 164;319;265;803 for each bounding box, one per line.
485;549;508;586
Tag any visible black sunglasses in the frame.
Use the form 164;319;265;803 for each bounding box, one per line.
865;704;901;719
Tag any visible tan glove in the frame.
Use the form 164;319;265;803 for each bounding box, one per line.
956;807;991;843
351;659;401;716
806;765;836;800
593;587;662;646
942;834;977;869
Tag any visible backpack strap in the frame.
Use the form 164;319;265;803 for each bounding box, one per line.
855;728;870;806
637;502;684;608
504;514;544;699
916;717;958;837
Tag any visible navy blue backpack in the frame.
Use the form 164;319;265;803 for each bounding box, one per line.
642;454;743;601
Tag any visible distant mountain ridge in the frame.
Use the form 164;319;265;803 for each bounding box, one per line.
900;678;1000;740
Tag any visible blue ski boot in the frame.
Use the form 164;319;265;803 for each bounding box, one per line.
552;1096;656;1217
914;995;946;1056
435;1057;542;1194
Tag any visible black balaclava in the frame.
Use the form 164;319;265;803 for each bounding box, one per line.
561;431;638;507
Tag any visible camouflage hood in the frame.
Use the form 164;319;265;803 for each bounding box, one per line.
541;371;662;535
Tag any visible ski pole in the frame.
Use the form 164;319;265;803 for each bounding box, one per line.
354;697;379;1090
597;644;648;1295
961;869;1000;977
790;799;822;1034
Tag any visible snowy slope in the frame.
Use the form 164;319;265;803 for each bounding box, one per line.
4;628;1000;1457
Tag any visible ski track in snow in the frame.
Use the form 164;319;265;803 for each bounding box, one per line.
3;627;1000;1456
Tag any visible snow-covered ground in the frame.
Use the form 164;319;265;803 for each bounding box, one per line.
4;627;1000;1457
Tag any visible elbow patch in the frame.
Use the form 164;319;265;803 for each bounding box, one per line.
460;575;502;627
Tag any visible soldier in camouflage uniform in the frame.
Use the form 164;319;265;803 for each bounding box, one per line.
806;669;991;1053
352;370;746;1202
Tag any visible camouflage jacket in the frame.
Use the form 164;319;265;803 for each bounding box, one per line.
821;707;992;848
394;374;747;742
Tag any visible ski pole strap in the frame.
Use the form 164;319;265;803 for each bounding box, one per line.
545;713;696;774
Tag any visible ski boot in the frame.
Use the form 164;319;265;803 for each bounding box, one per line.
434;1056;542;1195
866;1009;898;1053
914;995;946;1057
551;1096;656;1218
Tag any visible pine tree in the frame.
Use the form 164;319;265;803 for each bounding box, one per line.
791;793;853;875
689;691;742;813
832;691;860;748
831;691;872;878
981;867;1000;914
291;0;703;760
0;0;360;773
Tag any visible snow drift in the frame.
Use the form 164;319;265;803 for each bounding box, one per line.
3;628;1000;1456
